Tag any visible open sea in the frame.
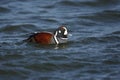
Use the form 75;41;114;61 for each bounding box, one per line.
0;0;120;80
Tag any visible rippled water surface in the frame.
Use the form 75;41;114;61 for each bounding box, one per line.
0;0;120;80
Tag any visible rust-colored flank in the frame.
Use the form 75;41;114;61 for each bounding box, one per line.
34;32;53;44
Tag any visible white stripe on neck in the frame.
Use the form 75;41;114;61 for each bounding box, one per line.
54;31;59;44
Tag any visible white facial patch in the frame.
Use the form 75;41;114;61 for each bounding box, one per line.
62;27;68;35
64;30;68;35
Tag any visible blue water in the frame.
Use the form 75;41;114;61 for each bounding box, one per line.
0;0;120;80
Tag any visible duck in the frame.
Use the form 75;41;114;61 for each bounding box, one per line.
26;26;68;45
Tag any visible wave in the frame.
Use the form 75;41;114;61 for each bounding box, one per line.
0;24;37;33
79;35;120;44
0;6;10;13
80;0;119;7
108;31;120;36
79;10;120;23
56;0;120;7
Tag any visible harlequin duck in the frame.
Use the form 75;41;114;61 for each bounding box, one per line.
26;26;68;44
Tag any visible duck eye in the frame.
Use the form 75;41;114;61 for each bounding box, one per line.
59;30;61;33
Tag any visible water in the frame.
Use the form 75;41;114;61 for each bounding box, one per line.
0;0;120;80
